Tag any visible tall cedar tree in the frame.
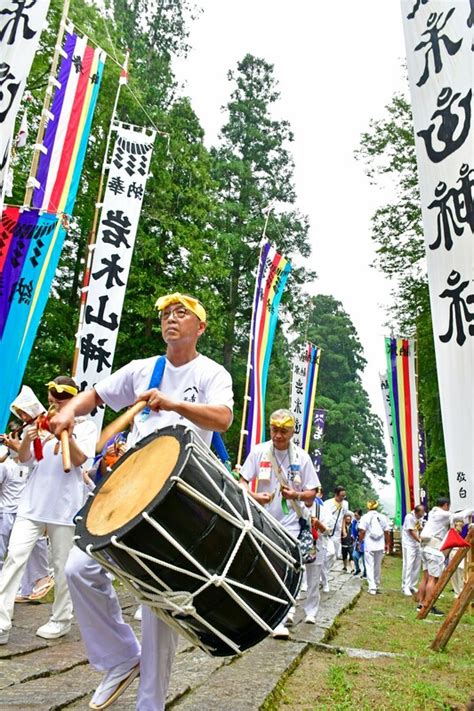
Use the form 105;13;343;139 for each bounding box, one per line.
357;90;448;500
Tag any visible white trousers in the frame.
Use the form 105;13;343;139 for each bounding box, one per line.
401;545;421;591
0;517;74;630
304;561;323;618
365;549;384;592
66;546;179;711
0;512;50;596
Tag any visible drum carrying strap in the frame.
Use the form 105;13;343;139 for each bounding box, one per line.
145;355;231;467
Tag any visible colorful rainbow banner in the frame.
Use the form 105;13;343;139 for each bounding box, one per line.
290;343;321;451
0;32;105;430
384;337;421;526
245;240;291;454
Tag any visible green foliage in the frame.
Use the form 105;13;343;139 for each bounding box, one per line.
303;295;386;509
357;88;448;502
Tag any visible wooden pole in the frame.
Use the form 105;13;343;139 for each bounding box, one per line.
23;0;71;208
71;51;129;377
417;528;473;619
430;574;474;651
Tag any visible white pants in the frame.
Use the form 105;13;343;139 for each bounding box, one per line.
365;549;384;592
0;511;50;596
0;517;74;631
304;561;323;618
66;546;178;711
402;545;421;591
324;538;337;578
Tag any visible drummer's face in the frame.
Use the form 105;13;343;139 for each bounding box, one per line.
161;305;206;343
270;424;294;450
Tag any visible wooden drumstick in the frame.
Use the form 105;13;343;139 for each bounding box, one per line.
96;400;147;453
61;431;71;473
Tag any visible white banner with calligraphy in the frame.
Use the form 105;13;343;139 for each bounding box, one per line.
290;349;307;448
401;0;473;510
0;0;51;209
379;372;396;474
74;123;156;432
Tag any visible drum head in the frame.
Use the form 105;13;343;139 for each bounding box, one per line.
81;426;190;547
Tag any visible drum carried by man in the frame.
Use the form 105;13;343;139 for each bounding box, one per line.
51;293;302;711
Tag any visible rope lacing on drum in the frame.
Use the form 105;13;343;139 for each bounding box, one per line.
140;589;196;617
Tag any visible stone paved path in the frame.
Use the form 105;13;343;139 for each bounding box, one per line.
0;565;360;710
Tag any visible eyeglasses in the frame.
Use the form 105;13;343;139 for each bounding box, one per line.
161;307;190;321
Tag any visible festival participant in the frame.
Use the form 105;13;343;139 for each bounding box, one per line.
416;498;472;615
303;497;332;624
350;509;364;576
358;500;389;595
323;485;349;588
341;513;354;573
401;504;425;596
0;377;96;644
53;293;233;711
240;408;319;638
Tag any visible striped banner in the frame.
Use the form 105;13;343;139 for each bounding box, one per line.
290;343;321;451
384;337;421;526
0;33;105;430
245;241;291;454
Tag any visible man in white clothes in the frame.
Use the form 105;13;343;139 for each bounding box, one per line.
322;485;348;590
417;498;472;616
240;409;319;638
358;500;389;595
303;498;332;624
51;293;234;711
401;504;425;596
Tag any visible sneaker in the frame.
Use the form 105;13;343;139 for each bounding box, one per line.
430;606;444;617
286;612;295;626
304;615;316;624
402;588;413;596
0;628;10;645
133;606;142;621
271;623;289;639
89;660;140;709
368;590;377;595
36;619;71;639
322;584;330;593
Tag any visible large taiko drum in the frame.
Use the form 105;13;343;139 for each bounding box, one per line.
74;425;302;657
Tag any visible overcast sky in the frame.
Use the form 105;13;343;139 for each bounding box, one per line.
174;0;409;512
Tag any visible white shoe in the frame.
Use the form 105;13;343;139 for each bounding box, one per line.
304;615;316;624
322;584;330;593
410;587;418;594
89;660;140;709
36;619;71;639
403;588;413;596
0;628;10;645
286;612;295;626
368;589;377;596
271;623;289;639
133;606;142;621
300;581;308;593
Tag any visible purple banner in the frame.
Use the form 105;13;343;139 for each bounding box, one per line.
312;408;326;476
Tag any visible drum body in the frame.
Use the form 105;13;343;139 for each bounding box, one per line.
75;425;302;656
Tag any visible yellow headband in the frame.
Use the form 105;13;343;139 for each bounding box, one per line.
367;500;379;511
270;415;295;428
46;381;78;396
155;292;207;322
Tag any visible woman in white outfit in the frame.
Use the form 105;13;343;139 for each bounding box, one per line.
0;377;96;645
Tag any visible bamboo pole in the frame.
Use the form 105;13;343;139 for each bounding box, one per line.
23;0;71;208
71;51;129;377
235;205;274;467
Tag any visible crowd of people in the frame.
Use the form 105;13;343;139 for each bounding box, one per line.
0;292;472;711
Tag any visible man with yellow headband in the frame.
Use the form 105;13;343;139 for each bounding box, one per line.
240;408;319;638
358;500;390;595
51;292;233;711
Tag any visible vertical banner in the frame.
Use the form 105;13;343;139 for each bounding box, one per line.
290;343;321;451
0;0;51;209
385;337;421;526
312;408;326;479
245;241;291;454
401;0;473;511
74;124;156;432
380;371;399;522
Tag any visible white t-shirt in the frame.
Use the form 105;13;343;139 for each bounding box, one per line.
421;506;473;543
17;419;97;526
306;500;332;564
402;511;422;549
359;510;388;552
324;497;349;539
0;458;29;513
240;441;319;537
95;354;234;448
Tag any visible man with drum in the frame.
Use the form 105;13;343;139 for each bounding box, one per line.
240;409;319;638
51;293;233;711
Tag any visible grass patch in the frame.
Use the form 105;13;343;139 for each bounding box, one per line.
276;556;474;710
